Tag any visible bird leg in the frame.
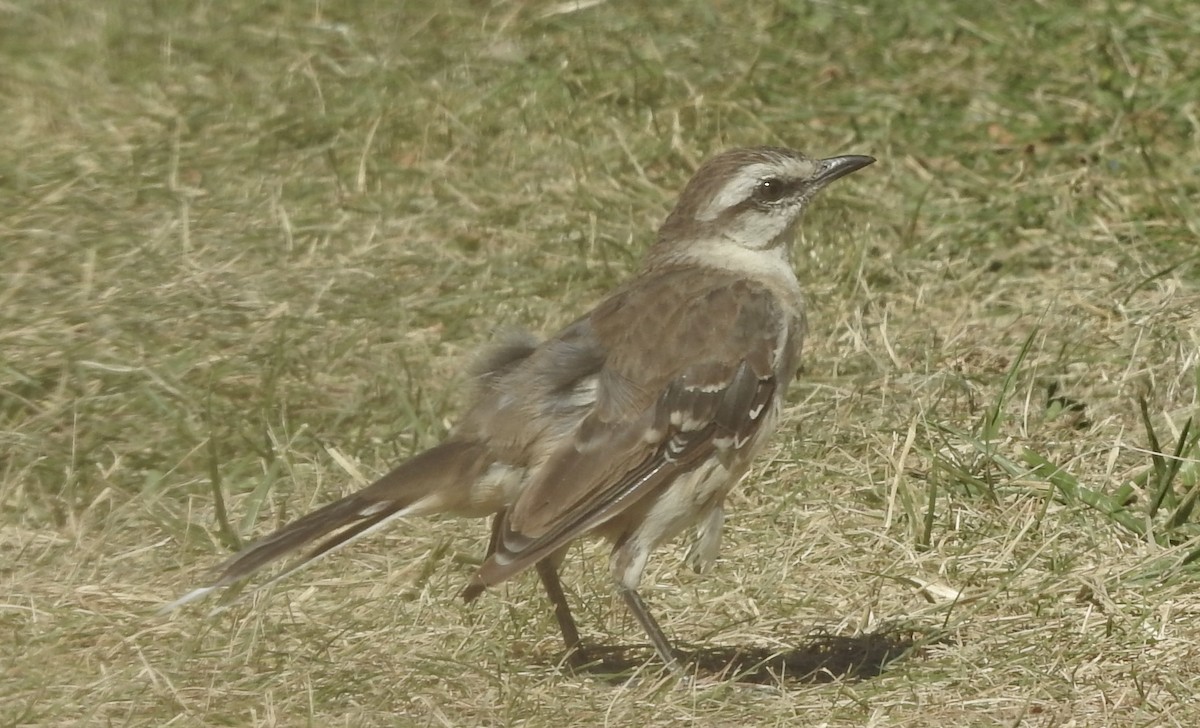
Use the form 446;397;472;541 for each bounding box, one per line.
618;585;681;670
485;511;585;666
484;509;505;561
534;559;586;666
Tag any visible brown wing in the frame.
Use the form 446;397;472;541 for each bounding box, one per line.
465;268;801;593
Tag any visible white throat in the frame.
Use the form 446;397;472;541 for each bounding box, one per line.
672;237;800;293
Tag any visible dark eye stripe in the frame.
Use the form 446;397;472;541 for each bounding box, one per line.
751;177;802;206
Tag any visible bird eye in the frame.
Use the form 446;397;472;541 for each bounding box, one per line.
752;177;788;204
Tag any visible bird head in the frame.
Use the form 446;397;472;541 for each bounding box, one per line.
654;147;875;260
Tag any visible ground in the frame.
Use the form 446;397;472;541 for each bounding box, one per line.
3;1;1199;726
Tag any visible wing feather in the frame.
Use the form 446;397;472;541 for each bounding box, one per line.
464;268;798;595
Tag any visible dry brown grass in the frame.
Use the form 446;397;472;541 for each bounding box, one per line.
3;1;1199;726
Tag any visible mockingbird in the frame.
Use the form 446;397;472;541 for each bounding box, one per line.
166;146;875;669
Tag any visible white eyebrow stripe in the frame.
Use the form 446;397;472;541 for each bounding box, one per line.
696;162;778;222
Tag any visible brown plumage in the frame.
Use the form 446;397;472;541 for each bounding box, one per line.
164;147;875;669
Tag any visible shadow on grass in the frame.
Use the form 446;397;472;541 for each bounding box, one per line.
557;628;928;685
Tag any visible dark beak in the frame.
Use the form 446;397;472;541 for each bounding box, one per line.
813;154;876;188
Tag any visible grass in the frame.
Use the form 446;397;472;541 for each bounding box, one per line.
3;0;1199;725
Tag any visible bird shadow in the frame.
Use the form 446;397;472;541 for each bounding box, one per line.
554;628;931;685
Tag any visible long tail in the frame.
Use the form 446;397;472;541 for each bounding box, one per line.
162;440;490;613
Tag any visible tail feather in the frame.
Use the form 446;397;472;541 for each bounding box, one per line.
162;440;490;613
208;500;419;613
210;495;395;587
